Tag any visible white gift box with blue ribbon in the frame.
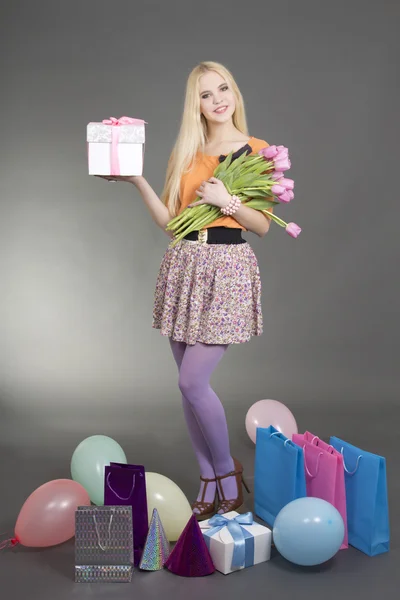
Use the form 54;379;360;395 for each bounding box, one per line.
200;511;271;575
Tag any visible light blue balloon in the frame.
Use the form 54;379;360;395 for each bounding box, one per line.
273;497;345;566
71;435;127;506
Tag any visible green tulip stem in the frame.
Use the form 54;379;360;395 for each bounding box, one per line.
263;211;287;227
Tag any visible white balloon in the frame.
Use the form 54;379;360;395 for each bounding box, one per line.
145;472;192;542
245;399;298;444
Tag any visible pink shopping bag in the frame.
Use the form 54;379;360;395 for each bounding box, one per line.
292;432;348;550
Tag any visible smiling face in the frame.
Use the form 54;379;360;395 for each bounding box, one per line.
199;70;236;125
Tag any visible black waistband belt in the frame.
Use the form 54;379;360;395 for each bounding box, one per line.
183;227;246;245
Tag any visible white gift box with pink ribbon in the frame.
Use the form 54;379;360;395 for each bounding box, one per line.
87;116;146;176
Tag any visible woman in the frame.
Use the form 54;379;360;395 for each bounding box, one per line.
98;61;273;520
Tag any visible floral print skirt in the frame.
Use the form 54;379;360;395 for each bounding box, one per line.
152;238;263;345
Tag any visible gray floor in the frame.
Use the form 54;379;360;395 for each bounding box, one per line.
0;401;397;600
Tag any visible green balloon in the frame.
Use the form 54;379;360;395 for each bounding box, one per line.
71;435;127;505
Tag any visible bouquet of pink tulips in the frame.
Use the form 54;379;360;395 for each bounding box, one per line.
166;145;301;245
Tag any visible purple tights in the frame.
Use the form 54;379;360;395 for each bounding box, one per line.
169;338;238;511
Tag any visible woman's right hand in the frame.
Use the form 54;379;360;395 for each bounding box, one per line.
95;175;143;186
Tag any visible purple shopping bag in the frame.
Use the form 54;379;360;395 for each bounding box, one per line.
104;463;149;566
293;432;348;550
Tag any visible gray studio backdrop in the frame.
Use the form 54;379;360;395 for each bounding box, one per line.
0;1;398;475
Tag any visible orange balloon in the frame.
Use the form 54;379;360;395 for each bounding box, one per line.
15;479;90;547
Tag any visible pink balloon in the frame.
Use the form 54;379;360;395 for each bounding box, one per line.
14;479;90;547
245;399;298;443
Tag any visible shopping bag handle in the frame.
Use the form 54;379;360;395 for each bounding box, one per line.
303;445;323;478
270;431;295;448
309;435;334;453
340;447;362;475
93;507;115;551
106;472;136;500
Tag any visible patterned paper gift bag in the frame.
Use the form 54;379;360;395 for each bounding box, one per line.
75;506;134;583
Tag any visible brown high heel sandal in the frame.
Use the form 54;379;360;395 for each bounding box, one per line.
215;458;251;515
191;475;218;521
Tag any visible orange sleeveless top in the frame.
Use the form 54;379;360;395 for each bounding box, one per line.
178;136;272;230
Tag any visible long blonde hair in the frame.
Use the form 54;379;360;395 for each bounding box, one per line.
161;61;249;217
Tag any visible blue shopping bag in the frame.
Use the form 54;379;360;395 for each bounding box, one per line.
255;425;307;527
330;437;390;556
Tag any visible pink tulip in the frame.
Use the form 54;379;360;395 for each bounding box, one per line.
258;145;279;159
280;178;294;190
271;184;286;196
286;223;302;238
279;191;292;203
274;157;291;171
271;171;284;181
287;190;294;201
275;148;289;160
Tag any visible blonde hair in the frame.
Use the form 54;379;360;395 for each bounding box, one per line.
161;61;249;217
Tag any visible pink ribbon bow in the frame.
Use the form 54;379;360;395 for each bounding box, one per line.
101;116;147;175
102;116;147;126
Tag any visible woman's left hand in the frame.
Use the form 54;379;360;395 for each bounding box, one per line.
189;177;231;209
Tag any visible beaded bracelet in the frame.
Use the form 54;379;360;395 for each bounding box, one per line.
220;195;241;216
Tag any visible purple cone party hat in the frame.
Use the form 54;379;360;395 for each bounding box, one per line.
165;514;215;577
139;508;171;571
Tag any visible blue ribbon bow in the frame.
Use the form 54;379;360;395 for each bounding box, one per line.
203;512;254;569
